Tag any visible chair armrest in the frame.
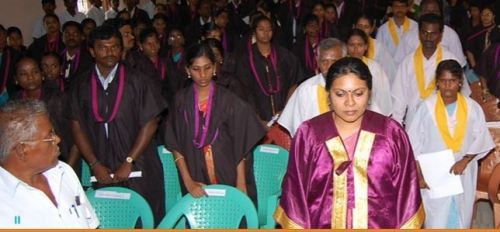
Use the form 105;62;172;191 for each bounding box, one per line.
488;163;500;204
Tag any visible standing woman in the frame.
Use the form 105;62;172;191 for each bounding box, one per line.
11;56;75;165
275;57;424;229
233;15;303;123
354;14;397;82
407;60;495;228
164;42;266;199
345;29;393;116
465;4;499;73
293;14;321;78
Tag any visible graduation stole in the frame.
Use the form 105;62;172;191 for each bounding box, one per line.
153;57;166;80
317;84;329;114
434;92;468;153
414;45;443;99
388;17;410;45
90;65;125;123
366;38;376;59
44;33;61;53
61;48;81;78
305;36;319;73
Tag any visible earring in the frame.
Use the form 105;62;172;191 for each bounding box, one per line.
187;73;191;79
213;71;216;76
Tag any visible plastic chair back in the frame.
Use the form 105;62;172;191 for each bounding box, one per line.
253;144;289;228
80;159;91;188
157;146;182;212
86;187;154;228
156;185;259;229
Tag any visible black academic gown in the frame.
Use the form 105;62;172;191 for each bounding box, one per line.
164;83;266;203
11;86;72;162
70;64;167;223
28;33;65;62
292;36;318;78
0;47;21;96
60;47;93;90
233;42;304;121
277;0;312;49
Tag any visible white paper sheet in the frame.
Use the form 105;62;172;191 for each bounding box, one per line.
417;149;464;199
204;188;226;197
94;190;131;200
90;171;143;183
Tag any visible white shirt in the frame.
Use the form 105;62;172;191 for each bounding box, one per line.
138;0;155;19
95;64;119;138
391;46;471;126
376;17;418;56
0;161;99;228
58;9;86;25
105;8;118;20
393;25;466;66
86;5;105;26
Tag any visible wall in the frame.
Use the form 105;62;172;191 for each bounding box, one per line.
0;0;67;46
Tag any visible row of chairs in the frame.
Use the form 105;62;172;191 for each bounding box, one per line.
81;144;290;229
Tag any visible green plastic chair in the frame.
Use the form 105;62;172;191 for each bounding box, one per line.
156;184;259;229
253;144;289;228
157;145;183;212
86;186;154;229
80;159;91;188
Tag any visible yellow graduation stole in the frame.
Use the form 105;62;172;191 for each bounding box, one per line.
435;92;468;153
317;85;330;114
388;17;410;45
361;56;369;65
367;38;376;59
414;45;443;99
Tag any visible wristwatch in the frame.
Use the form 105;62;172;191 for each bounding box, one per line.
125;156;134;164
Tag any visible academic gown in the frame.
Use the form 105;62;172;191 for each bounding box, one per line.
232;42;304;121
292;36;318;78
70;64;167;223
407;93;495;228
28;33;65;62
478;43;500;100
61;47;94;90
164;83;266;202
11;86;72;162
275;110;424;229
0;47;21;103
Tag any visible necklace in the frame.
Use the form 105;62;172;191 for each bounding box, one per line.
90;65;125;123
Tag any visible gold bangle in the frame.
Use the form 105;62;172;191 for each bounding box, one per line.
174;156;184;163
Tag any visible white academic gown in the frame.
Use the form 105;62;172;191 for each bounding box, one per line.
278;73;325;137
370;39;397;84
364;57;393;117
406;93;495;228
86;5;105;26
393;25;466;67
391;46;471;126
376;17;418;56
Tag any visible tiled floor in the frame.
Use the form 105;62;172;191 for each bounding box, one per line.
472;200;494;228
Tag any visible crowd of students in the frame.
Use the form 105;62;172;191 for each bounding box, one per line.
0;0;499;229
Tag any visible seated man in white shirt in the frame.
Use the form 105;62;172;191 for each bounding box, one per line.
278;38;346;137
0;100;99;228
86;0;105;26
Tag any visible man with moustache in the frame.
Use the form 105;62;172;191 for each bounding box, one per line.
61;21;93;89
70;26;167;224
391;14;471;127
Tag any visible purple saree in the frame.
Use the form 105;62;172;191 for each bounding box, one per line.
275;110;424;229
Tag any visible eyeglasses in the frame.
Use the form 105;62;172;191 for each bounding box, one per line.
20;130;57;146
